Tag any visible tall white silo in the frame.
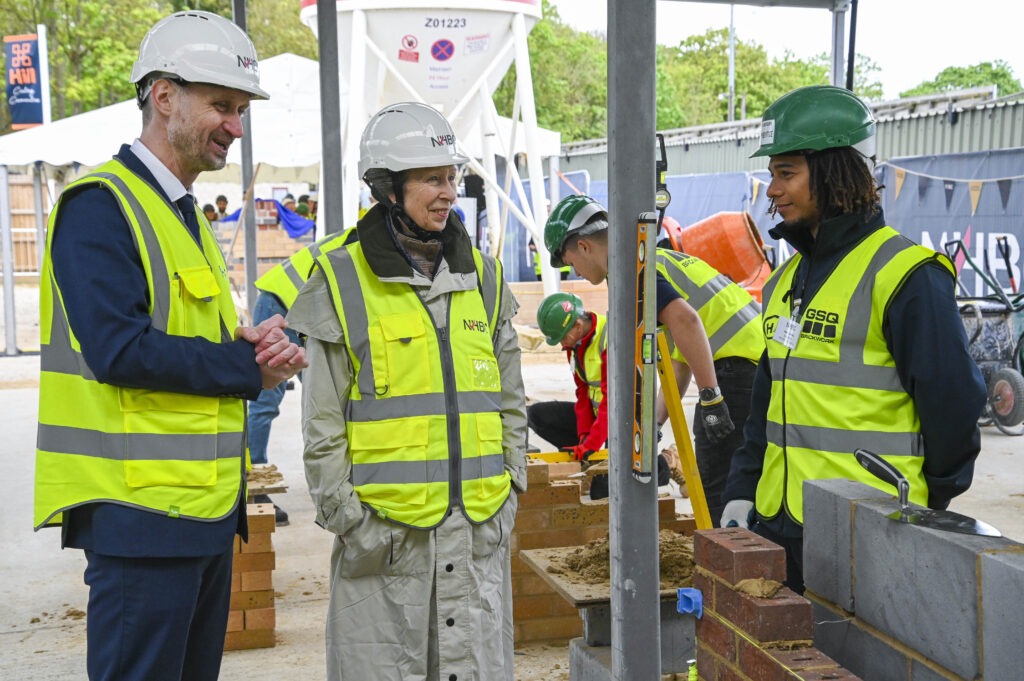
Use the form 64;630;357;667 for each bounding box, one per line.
299;0;559;280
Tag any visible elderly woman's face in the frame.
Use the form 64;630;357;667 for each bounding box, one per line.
398;165;457;232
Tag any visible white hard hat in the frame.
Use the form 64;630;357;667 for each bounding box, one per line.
131;11;270;102
358;102;469;179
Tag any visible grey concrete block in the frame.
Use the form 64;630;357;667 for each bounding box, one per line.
812;601;911;681
981;550;1024;681
581;605;611;646
804;479;892;612
659;600;695;673
569;638;612;681
852;498;1015;680
576;602;694;672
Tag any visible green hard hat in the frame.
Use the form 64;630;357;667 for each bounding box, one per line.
543;195;608;268
537;292;585;345
751;85;876;158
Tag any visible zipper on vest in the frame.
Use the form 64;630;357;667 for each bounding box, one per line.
436;317;462;512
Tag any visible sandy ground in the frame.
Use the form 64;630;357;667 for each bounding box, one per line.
2;282;1022;680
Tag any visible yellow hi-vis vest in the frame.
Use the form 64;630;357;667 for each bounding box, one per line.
317;242;510;528
34;161;245;530
757;226;954;524
573;313;608;414
655;248;764;364
254;228;352;309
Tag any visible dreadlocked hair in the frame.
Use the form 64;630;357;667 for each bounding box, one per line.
806;146;880;220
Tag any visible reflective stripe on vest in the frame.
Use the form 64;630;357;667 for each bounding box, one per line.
756;226;953;524
317;241;509;528
656;249;764;363
573;313;607;413
254;229;352;308
34;161;245;530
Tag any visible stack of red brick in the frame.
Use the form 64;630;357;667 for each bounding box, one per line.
692;528;860;680
511;459;696;643
225;502;277;651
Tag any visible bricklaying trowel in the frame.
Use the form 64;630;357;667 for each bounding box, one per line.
853;449;1001;537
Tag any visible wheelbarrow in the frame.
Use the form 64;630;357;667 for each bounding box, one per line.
944;239;1024;436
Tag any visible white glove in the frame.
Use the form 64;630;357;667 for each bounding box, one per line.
720;499;754;529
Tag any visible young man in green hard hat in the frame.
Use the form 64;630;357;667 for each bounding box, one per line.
721;85;985;592
544;195;764;525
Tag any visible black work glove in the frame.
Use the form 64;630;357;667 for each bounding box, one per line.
700;395;735;443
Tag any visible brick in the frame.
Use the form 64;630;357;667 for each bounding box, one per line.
658;496;677;518
232;535;240;553
693;528;787;586
517;571;557;596
230;572;240;593
241;570;273;592
551;503;610;528
715;583;812;644
515;527;583;551
803;479;891;612
512;594;563;620
772;647;843;673
226;610;244;632
515;615;582;643
223;628;275;651
660;517;697;535
231;551;276;573
241;532;273;554
851;499;1012;680
981;550;1024;681
798;669;862;680
245;607;276;631
246;503;276;534
230;589;274;611
737;638;798;681
546;461;582;479
695;611;737;664
517;481;581;508
693;568;716;612
511;508;551;532
526;462;549;486
581;526;610;543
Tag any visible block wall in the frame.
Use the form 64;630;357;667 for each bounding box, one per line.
692;527;861;680
803;479;1024;681
512;459;695;644
225;502;277;651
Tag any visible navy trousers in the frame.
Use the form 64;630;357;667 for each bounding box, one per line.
83;548;234;681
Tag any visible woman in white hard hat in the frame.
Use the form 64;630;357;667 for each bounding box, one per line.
288;103;527;681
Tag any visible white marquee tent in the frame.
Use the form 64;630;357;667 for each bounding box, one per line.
0;52;560;182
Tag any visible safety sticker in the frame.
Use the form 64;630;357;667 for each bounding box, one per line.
760;119;775;145
431;39;455;61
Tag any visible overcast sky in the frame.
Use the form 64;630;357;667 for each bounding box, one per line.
547;0;1024;100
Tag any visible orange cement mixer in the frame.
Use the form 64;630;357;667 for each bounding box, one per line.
676;211;772;303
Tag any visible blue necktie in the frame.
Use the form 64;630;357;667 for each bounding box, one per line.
176;194;201;242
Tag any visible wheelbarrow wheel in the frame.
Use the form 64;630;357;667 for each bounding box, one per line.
988;367;1024;433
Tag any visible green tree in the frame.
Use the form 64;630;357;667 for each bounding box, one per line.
900;60;1022;98
493;0;607;141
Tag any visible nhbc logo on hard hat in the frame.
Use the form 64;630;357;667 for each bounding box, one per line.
237;55;258;74
430;133;456;148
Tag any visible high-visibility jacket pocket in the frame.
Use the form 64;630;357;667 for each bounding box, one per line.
171;266;222;341
379;312;431;395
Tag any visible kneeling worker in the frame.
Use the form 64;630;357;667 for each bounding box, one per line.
528;292;670;499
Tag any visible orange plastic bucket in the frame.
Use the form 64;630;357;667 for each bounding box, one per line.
680;211;771;303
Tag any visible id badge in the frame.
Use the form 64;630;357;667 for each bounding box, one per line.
773;315;801;350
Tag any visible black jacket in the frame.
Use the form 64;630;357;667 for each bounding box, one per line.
724;207;986;538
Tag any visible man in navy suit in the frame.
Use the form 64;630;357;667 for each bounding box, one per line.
34;11;306;681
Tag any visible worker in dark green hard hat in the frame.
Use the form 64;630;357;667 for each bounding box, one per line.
722;85;986;593
528;292;670;499
545;195;765;522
